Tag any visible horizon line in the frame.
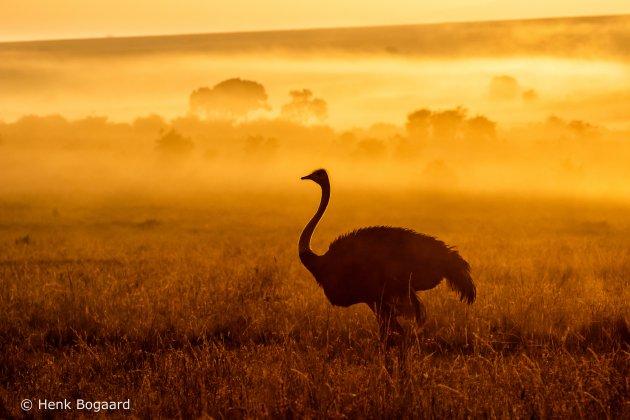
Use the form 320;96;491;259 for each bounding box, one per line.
1;12;628;45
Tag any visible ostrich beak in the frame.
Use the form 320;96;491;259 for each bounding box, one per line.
301;174;313;181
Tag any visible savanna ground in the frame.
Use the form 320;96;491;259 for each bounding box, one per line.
0;189;628;418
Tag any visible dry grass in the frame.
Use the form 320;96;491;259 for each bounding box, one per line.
0;191;628;418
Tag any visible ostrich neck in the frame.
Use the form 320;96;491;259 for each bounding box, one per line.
299;180;330;269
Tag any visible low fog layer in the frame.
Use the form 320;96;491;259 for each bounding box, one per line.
1;86;629;201
1;15;629;201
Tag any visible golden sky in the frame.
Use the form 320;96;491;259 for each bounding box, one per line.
1;1;628;41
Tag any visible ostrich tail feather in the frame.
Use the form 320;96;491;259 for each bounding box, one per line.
445;252;476;304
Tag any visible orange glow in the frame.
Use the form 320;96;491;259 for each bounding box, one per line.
0;1;629;41
0;15;629;200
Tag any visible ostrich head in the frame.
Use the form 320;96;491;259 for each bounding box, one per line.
301;168;329;185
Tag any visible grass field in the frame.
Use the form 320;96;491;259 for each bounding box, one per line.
0;189;628;418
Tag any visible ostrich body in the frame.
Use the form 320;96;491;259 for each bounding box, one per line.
299;169;475;338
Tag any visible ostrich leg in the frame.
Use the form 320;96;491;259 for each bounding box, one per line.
411;293;427;327
373;303;403;344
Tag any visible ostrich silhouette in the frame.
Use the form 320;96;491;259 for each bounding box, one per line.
299;169;475;340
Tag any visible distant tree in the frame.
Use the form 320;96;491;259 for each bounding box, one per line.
466;115;497;142
354;138;387;159
406;107;495;146
281;89;327;124
11;114;68;147
244;135;278;158
133;114;168;133
568;120;597;137
431;107;467;141
544;115;599;140
156;129;194;158
15;114;68;132
405;108;432;141
488;75;520;100
546;115;565;128
334;131;359;156
73;116;110;130
366;123;402;139
338;131;358;145
522;89;538;103
394;135;422;160
189;78;270;119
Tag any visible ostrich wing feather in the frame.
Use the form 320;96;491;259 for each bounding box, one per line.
323;226;475;303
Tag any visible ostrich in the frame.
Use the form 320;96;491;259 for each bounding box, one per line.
299;169;475;340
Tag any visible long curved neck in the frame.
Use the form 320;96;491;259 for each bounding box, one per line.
299;179;330;269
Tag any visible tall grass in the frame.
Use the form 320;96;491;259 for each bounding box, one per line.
0;192;628;418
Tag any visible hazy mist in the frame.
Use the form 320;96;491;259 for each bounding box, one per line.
1;15;629;202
